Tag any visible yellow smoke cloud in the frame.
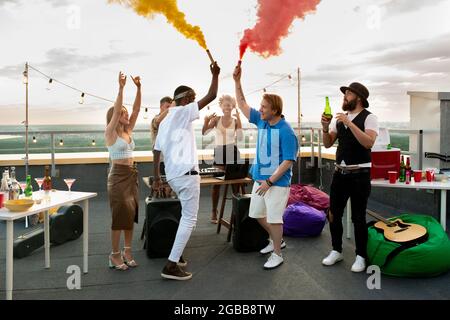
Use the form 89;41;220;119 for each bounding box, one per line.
109;0;207;49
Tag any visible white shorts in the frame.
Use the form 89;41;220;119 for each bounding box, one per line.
248;182;290;224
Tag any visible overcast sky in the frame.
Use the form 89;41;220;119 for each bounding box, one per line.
1;0;450;125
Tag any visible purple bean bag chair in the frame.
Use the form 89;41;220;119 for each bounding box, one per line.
283;202;327;237
287;184;330;211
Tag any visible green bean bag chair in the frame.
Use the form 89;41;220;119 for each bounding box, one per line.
367;214;450;277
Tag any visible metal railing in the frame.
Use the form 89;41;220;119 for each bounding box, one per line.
0;127;425;173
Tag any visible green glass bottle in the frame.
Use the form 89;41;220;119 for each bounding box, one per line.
399;155;406;182
24;174;33;198
324;97;332;118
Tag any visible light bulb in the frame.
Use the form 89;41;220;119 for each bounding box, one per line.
79;93;85;104
301;135;306;143
59;139;64;146
22;71;28;84
143;107;148;119
46;78;53;90
32;136;37;143
91;139;96;146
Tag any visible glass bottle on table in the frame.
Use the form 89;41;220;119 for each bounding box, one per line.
406;157;412;178
24;175;33;199
42;165;52;203
9;167;20;200
1;172;10;202
399;156;406;183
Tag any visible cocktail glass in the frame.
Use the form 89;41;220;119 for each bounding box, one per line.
64;178;76;194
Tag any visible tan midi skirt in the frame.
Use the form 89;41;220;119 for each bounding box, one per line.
107;163;139;230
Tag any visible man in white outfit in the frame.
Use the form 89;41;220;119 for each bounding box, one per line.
153;62;220;280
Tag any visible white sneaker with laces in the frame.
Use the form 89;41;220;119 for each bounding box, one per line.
351;255;366;272
322;250;344;266
259;239;287;255
263;252;284;269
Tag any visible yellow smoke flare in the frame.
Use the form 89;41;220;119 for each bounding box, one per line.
109;0;207;49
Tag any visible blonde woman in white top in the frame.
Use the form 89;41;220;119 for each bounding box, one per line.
202;95;243;223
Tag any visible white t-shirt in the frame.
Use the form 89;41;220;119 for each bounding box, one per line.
154;102;200;181
329;110;379;167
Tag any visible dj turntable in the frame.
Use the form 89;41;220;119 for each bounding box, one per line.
199;167;225;177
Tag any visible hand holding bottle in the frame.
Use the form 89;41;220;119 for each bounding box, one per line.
321;97;333;132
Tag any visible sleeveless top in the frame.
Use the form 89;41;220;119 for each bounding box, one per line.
214;117;236;147
336;109;372;165
107;136;135;160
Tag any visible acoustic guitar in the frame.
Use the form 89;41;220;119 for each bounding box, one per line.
366;209;427;243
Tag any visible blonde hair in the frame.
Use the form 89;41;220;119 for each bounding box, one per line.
219;95;236;108
263;93;283;116
106;106;126;125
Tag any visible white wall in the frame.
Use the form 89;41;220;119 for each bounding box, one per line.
408;92;441;170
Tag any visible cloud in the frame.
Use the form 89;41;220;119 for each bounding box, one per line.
305;32;450;85
0;0;71;7
300;32;450;117
0;47;148;79
382;0;448;16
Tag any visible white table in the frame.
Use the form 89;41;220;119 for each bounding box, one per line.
0;191;97;300
346;180;450;239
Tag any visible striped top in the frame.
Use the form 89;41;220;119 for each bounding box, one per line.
107;136;135;160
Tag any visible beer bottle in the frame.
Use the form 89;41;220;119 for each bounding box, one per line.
42;166;52;202
399;156;406;182
324;97;332;118
24;174;33;198
406;157;412;179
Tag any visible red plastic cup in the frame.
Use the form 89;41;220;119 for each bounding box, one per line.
0;193;4;208
426;170;435;182
388;171;397;184
414;170;422;183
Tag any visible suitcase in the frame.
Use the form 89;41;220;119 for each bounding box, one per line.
232;194;269;252
144;197;182;258
13;205;83;258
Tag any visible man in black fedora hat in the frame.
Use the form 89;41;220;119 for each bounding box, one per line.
320;82;379;272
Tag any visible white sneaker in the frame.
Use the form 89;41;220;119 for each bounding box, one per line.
263;252;284;269
259;239;287;255
351;255;366;272
322;250;344;266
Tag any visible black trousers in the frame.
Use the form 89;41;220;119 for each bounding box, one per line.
329;171;371;258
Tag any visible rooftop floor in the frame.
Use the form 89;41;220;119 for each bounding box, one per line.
0;191;449;300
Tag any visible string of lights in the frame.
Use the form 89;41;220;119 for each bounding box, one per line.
23;64;297;146
206;72;295;111
27;64;295;118
27;64;159;111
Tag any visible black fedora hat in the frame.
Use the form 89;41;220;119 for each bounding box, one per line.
340;82;369;108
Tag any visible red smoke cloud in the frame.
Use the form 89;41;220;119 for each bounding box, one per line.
239;0;321;59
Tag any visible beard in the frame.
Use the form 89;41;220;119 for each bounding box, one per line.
342;98;357;111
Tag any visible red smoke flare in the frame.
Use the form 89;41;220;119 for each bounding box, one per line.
239;0;321;59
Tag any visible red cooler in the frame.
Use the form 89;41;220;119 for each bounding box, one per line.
371;148;400;180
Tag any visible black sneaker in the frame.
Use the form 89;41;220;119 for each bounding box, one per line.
161;262;192;281
177;256;187;267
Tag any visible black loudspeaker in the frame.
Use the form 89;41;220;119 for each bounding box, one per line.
13;205;83;258
145;197;182;258
232;194;269;252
